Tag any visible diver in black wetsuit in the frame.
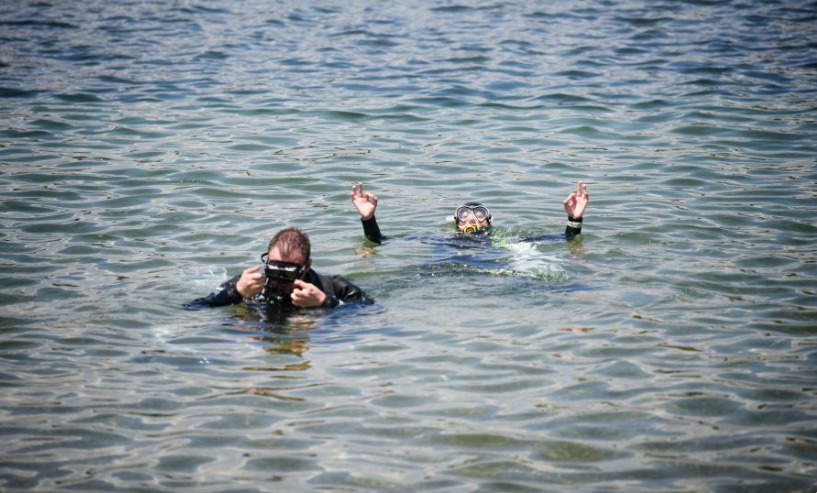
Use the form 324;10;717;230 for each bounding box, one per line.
350;181;589;245
187;227;372;310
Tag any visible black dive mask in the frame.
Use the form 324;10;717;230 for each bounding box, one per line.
260;253;307;304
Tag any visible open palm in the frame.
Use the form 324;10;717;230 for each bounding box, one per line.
351;182;378;220
563;181;589;218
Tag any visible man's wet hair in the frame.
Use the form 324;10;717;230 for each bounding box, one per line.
268;227;311;263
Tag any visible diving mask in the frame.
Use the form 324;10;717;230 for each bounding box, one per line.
260;253;307;302
264;260;306;283
455;204;491;227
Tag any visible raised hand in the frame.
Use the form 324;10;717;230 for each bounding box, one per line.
563;181;589;219
351;182;378;220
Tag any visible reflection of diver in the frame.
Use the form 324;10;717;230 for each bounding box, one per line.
186;227;373;310
231;303;317;355
350;181;589;251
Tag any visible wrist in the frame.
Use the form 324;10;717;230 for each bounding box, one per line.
235;284;249;299
322;294;340;308
567;215;583;229
227;283;245;302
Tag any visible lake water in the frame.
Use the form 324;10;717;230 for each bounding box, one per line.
1;0;816;491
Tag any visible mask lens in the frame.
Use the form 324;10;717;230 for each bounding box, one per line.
456;206;490;223
264;261;303;282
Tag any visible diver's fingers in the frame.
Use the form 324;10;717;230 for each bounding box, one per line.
237;265;264;298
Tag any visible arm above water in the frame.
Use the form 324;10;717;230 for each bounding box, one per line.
563;180;589;241
314;273;375;308
184;273;244;309
184;266;264;309
351;181;383;244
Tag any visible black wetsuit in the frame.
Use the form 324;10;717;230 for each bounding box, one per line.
186;268;372;309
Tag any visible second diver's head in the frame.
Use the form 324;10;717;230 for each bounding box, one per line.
454;202;491;234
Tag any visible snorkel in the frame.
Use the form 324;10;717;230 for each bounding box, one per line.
462;224;481;234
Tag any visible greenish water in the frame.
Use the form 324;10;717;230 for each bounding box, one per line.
1;0;816;491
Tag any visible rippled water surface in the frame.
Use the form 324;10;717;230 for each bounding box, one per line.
2;0;817;491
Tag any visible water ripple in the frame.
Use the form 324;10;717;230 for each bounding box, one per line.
1;0;816;491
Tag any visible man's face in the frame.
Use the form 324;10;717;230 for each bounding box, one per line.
264;246;308;294
455;205;491;233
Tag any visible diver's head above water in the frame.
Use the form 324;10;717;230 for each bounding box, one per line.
260;227;312;304
454;202;492;234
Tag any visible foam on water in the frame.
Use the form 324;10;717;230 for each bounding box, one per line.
506;241;569;283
